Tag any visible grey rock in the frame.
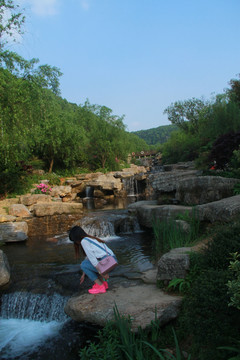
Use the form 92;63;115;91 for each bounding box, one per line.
147;170;201;194
9;204;32;218
176;176;239;205
64;284;182;330
32;202;83;217
196;195;240;223
128;201;192;228
157;247;192;282
20;194;52;206
0;215;16;223
0;250;10;286
0;221;28;242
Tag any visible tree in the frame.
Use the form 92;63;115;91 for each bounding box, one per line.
228;74;240;106
0;0;25;51
133;124;178;145
32;64;63;96
164;98;208;134
208;132;240;169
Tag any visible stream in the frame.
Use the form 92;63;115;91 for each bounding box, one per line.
0;208;154;359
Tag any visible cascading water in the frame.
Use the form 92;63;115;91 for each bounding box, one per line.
0;292;69;359
85;185;94;198
0;206;155;359
77;210;142;238
122;176;138;197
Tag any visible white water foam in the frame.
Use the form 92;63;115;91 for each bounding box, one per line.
0;318;63;358
0;292;69;359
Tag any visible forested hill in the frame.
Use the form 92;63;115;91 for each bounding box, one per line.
132;124;177;145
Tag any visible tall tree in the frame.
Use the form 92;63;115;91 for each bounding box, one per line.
228;74;240;106
0;0;25;51
164;98;208;134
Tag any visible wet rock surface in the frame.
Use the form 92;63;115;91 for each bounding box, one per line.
64;281;182;330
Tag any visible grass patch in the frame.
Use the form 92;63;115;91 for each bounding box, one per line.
79;305;190;360
152;209;200;257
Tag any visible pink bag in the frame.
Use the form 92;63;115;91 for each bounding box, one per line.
96;256;118;275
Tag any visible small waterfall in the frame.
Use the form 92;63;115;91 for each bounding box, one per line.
122;177;138;197
77;211;142;238
80;218;116;238
116;217;141;234
1;292;68;322
85;185;94;198
0;292;69;359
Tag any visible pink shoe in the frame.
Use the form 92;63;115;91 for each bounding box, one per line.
103;281;109;290
88;283;106;294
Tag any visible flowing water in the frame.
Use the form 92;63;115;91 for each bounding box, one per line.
0;208;154;359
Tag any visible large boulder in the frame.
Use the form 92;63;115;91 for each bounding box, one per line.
114;165;147;178
74;211;139;237
64;284;182;330
32;202;83;217
176;176;239;205
147;170;201;195
19;194;52;206
0;221;28;242
157;247;191;283
50;185;72;198
196;195;240;223
88;173;122;192
0;250;10;286
128;200;192;228
9;204;32;218
0;215;16;223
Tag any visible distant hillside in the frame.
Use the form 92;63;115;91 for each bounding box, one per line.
132;124;177;145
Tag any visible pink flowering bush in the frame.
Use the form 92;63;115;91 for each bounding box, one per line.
33;183;52;195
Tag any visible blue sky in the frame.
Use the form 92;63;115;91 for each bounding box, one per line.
12;0;240;131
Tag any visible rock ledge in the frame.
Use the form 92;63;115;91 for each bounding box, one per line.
64;283;182;330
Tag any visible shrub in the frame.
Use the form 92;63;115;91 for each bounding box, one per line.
227;252;240;310
208;132;240;170
199;221;240;270
177;220;240;359
181;269;240;360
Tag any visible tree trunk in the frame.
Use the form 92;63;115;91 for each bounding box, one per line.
48;158;54;173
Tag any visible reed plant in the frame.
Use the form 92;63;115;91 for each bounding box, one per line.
152;209;200;257
79;305;190;360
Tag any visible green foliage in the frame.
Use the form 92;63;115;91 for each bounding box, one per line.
167;278;190;294
152;210;200;256
181;269;240;360
227;252;240;310
0;162;37;196
230;147;240;171
167;262;200;295
164;97;208;134
208;132;240;170
159;86;240;167
132;124;177;146
161;131;200;164
0;5;149;196
228;74;240;106
0;64;147;196
79;305;190;360
0;0;25;51
197;221;240;270
218;343;240;360
234;183;240;195
177;220;240;359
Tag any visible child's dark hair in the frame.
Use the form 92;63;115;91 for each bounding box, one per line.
69;226;88;242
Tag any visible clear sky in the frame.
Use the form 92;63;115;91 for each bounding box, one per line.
11;0;240;131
